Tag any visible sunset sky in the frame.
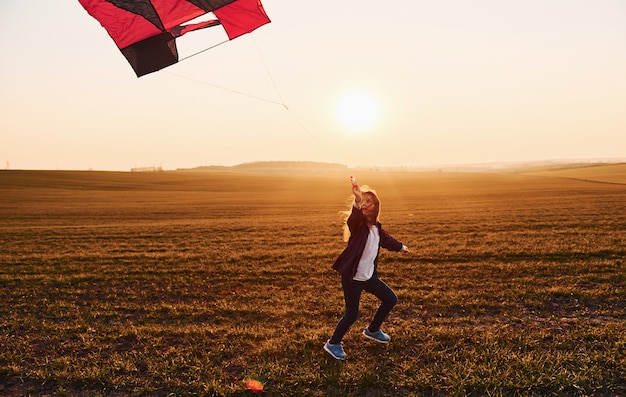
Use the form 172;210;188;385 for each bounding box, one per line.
1;1;625;171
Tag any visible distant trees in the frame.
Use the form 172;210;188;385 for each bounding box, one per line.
130;165;163;172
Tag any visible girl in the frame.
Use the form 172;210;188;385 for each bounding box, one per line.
324;176;409;360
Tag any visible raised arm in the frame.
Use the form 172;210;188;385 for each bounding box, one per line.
350;176;363;206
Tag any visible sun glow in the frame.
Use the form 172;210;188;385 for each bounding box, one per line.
336;90;381;131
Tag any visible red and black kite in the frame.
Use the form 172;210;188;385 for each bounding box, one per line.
78;0;271;77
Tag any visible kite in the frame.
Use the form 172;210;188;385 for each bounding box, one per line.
78;0;271;77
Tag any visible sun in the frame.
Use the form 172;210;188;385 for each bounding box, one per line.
335;90;380;131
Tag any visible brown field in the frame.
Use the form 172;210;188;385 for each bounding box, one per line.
515;163;626;185
1;166;625;396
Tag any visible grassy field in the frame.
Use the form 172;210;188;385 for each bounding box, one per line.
1;167;625;396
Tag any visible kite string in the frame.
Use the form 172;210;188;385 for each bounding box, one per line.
165;70;285;106
170;37;284;105
250;35;287;110
170;35;338;163
249;36;338;164
178;39;229;63
283;107;337;164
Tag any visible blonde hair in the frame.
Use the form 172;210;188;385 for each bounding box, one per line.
340;185;381;242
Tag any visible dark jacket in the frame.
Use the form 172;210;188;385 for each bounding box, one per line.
332;204;403;280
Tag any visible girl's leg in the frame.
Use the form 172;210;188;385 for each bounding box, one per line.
364;277;398;332
329;278;365;344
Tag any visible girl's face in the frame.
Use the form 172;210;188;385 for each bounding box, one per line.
361;192;379;222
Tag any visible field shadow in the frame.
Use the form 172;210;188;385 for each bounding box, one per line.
319;354;344;385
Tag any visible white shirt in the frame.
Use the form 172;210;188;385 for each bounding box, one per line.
353;225;380;281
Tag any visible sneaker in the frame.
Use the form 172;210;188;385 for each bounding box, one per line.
324;340;347;360
362;327;391;343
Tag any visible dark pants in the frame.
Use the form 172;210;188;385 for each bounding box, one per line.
329;276;398;344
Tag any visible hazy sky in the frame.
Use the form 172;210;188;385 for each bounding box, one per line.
1;1;625;171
